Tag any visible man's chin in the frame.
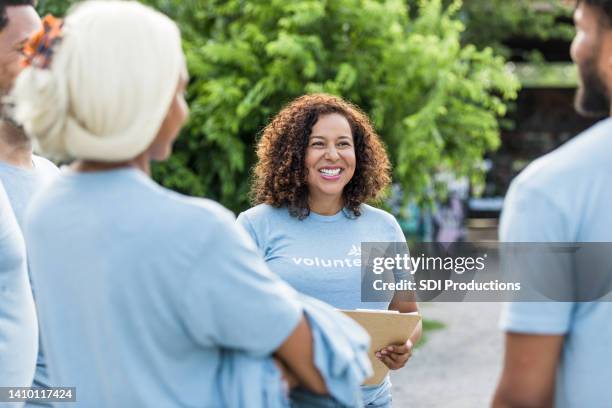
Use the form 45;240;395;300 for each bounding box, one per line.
574;86;610;118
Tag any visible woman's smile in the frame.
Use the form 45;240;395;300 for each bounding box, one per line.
319;166;344;180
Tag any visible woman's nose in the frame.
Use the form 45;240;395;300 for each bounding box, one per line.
324;146;340;161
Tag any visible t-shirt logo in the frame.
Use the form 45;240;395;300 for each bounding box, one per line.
347;244;361;257
290;243;362;268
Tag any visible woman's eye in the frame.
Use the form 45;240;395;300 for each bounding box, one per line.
338;142;351;147
311;142;324;147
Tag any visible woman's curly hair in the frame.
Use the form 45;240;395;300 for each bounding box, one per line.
251;93;391;218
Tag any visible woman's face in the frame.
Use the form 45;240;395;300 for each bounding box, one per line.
305;113;356;204
149;64;189;161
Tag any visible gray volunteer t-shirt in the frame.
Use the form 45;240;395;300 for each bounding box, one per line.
237;203;410;405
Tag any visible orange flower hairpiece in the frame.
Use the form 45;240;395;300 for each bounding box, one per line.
21;14;64;69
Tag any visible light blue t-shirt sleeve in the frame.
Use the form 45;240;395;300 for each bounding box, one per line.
182;213;303;356
236;212;263;255
387;215;411;282
499;182;574;335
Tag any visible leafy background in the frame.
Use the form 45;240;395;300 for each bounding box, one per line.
34;0;567;214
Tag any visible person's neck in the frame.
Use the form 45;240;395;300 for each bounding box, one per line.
0;120;33;169
309;194;344;216
71;152;151;175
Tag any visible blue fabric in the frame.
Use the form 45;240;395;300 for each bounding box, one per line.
23;168;303;407
499;118;612;408
302;295;371;406
0;155;59;227
289;389;349;407
219;295;371;408
0;180;37;392
218;352;289;408
0;155;59;401
237;204;408;405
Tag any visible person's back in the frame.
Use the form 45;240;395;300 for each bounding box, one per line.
0;180;37;389
25;168;305;407
498;118;612;406
494;2;612;406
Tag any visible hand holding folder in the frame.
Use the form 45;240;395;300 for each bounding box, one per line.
341;309;421;385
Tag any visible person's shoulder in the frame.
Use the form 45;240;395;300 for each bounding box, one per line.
159;192;254;249
32;155;60;174
238;203;289;223
359;203;397;224
167;192;236;227
356;204;406;241
511;118;612;195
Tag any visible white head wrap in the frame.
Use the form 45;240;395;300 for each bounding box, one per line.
10;0;184;161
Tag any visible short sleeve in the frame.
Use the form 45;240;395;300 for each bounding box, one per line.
182;214;303;356
499;181;574;335
500;182;569;243
500;302;573;334
386;214;411;282
236;211;263;254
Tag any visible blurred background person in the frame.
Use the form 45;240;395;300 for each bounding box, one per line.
0;1;58;402
0;179;37;393
493;1;612;406
0;0;58;226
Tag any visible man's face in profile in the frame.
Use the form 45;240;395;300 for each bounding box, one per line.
571;2;612;117
0;5;40;97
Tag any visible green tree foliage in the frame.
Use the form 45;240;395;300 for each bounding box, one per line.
454;0;574;60
39;0;518;212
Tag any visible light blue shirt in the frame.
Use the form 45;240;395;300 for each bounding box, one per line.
0;180;37;391
219;294;372;408
23;168;303;407
0;155;59;398
237;203;409;405
500;118;612;408
0;155;59;227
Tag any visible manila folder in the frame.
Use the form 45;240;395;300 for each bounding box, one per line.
341;310;421;386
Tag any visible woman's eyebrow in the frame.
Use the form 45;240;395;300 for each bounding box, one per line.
310;134;352;140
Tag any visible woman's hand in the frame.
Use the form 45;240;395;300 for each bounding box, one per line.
375;339;414;370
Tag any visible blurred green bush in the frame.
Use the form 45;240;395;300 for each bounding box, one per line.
38;0;519;213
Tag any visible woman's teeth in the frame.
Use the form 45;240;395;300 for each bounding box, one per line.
320;168;341;176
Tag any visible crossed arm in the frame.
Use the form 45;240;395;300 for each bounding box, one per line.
273;316;328;395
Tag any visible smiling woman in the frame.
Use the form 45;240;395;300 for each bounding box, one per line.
238;93;423;408
305;112;356;214
251;93;390;219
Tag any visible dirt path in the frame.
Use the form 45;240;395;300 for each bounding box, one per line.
390;302;504;407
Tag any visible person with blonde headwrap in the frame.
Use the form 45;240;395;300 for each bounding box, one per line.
10;1;372;407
